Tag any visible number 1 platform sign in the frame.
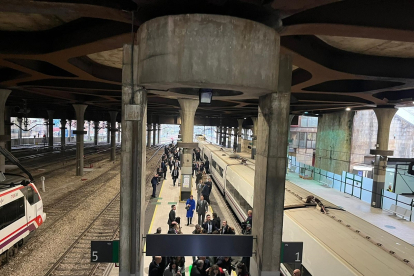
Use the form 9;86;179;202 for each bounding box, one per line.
280;242;303;264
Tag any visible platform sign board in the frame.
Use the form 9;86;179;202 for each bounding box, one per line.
91;240;119;263
146;234;253;256
280;242;303;263
180;174;192;202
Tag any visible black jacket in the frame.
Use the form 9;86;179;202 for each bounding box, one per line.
216;257;233;275
168;209;176;226
172;169;179;179
149;261;162;276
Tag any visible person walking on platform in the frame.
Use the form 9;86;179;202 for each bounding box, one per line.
169;157;174;172
149;256;163;276
196;149;201;161
168;205;177;229
161;160;168;180
220;220;235;234
202;181;212;204
151;173;159;198
204;159;210;174
193;162;198;176
212;213;221;230
202;214;217;234
196;195;208;225
172;167;179;186
186;195;196;225
196;180;204;202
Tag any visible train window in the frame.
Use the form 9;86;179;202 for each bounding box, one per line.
0;197;25;230
217;165;224;177
27;186;40;205
226;180;253;215
212;160;217;170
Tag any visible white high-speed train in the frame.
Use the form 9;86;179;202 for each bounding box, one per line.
0;148;46;265
198;137;414;276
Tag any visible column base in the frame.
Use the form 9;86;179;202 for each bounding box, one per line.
250;257;280;276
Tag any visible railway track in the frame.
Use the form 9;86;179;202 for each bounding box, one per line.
43;145;164;276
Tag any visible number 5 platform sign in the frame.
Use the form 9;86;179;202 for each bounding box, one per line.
91;240;119;263
280;242;303;263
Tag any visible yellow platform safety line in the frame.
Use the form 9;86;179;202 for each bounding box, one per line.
144;179;165;251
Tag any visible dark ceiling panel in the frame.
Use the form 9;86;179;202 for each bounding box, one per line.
373;89;414;102
6;59;76;77
19;79;121;90
0;67;31;82
302;80;404;93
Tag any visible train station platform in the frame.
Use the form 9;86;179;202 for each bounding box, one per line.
110;169;239;276
285;172;414;245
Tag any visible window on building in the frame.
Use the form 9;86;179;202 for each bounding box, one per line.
298;132;307;148
300;116;318;127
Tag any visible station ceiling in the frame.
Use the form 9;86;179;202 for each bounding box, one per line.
1;0;414;123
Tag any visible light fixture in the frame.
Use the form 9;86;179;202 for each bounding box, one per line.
346;107;351;111
304;111;308;114
244;117;246;119
199;88;213;104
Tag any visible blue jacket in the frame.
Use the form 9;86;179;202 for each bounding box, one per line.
185;198;196;218
151;176;158;186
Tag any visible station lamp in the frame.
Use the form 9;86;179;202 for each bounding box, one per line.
346;107;351;111
199;88;213;104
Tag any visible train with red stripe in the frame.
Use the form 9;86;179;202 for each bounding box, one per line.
0;148;46;265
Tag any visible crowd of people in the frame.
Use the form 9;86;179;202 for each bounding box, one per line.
149;145;255;276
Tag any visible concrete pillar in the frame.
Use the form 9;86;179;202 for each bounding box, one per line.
251;54;292;275
60;119;66;151
47;110;54;151
237;119;243;152
157;124;161;144
94;121;99;146
371;107;397;208
68;120;72;143
0;89;11;173
107;121;110;143
109;111;118;161
72;104;88;176
152;123;156;145
227;127;232;148
120;44;147;276
4;106;11;152
178;99;199;173
117;122;121;143
87;121;91;141
251;117;258;159
147;123;151;147
216;126;219;144
17;118;22;145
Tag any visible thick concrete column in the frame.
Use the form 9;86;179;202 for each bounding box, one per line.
252;54;292;276
157;124;161;144
251;117;258;159
4;106;12;152
47;110;54;151
72;104;88;176
237;119;243;152
178;99;199;173
68;120;72;143
109;111;118;161
60;119;66;151
0;89;11;173
152;123;157;145
227;127;232;148
371;107;397;208
106;121;110;143
94;121;99;146
120;44;147;276
147;123;151;147
117;122;121;143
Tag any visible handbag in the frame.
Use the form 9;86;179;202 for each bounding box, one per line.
185;205;190;210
